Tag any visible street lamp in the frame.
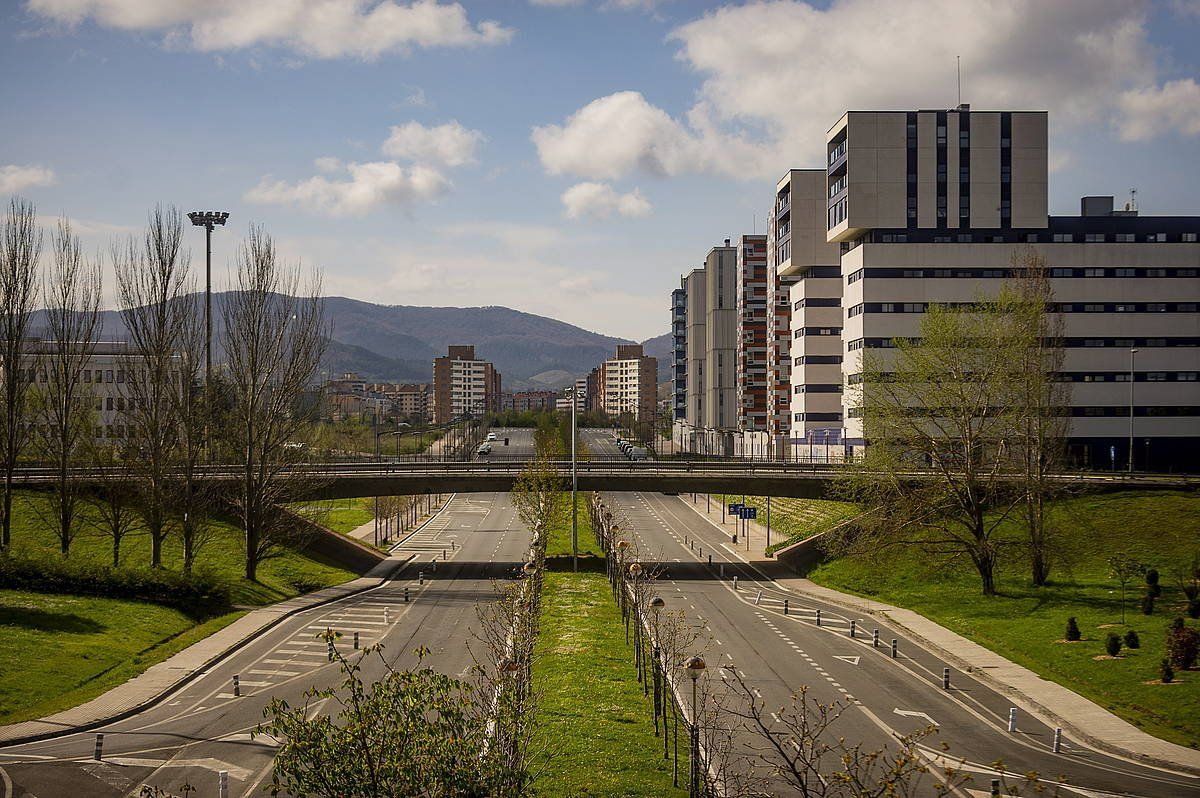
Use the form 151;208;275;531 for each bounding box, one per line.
685;655;706;798
1128;347;1138;473
188;210;228;460
649;594;666;741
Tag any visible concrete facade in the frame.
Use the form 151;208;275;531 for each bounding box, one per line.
704;241;738;430
736;234;769;431
598;344;658;422
432;345;501;423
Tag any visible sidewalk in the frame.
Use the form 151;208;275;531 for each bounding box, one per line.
677;493;1200;774
0;555;410;747
345;494;451;545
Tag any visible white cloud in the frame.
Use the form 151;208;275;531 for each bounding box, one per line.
535;1;1196;181
561;181;651;220
532;90;770;180
1116;79;1200;140
0;164;56;193
27;0;514;59
381;120;484;167
313;156;342;173
244;161;449;216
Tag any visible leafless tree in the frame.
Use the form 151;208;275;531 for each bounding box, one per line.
32;219;101;555
0;197;41;551
114;205;192;568
220;225;327;581
84;441;143;567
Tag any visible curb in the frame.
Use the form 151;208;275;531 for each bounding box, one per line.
0;554;414;749
675;494;1200;777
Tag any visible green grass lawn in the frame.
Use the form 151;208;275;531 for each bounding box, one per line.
808;490;1200;748
291;497;375;535
0;490;358;726
713;493;858;555
544;492;603;566
531;571;688;797
0;589;246;724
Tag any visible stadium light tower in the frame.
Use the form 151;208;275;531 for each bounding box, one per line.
188;210;229;453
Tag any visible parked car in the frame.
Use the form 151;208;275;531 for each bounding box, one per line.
629;447;649;461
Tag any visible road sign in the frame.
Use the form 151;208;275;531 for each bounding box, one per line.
728;503;743;514
743;507;757;519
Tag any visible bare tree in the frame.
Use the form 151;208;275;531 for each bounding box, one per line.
32;219;101;555
84;441;143;567
0;197;41;551
1008;248;1071;586
171;285;217;573
220;226;327;581
114;206;192;568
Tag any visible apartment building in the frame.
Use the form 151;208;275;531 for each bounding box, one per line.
432;345;502;423
511;390;558;412
736;234;769;432
684;268;707;425
704;240;738;431
671;284;687;420
597;344;658;422
824;106;1198;469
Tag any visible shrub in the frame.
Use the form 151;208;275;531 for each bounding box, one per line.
1140;593;1155;615
1065;616;1082;642
1124;629;1141;649
1161;659;1175;683
0;555;231;617
1105;633;1122;657
1189;599;1200;621
1145;568;1161;598
1167;618;1199;670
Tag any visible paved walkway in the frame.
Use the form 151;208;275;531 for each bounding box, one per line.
677;493;1200;773
345;494;451;545
0;555;409;747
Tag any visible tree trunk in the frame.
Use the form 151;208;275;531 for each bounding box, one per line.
151;532;163;569
113;536;120;568
2;475;12;550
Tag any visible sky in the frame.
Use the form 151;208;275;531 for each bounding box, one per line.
2;0;1199;342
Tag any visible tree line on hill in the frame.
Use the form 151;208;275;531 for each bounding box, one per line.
0;197;327;584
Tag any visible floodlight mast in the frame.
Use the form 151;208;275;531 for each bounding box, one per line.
187;211;229;460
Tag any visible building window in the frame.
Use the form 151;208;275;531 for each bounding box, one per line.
1114;304;1135;312
1085;233;1104;242
1147;303;1167;312
1184;233;1198;242
1180;372;1198;381
1147;372;1167;381
880;303;895;313
1053;234;1073;243
1115;268;1136;277
1084;268;1105;277
1148;233;1167;242
1084;304;1104;312
1115;233;1135;242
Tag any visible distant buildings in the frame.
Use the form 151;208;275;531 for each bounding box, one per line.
323;374;429;423
432;345;502;424
511;390;559;412
670;104;1200;469
597;344;658;422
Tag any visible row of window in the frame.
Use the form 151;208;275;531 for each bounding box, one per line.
847;266;1199;283
792;384;844;394
847;336;1200;351
846;371;1198;384
847;301;1198;315
793;297;841;310
845;406;1200;419
794;327;843;338
865;232;1198;245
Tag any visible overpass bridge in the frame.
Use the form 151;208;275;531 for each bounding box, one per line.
12;460;1197;501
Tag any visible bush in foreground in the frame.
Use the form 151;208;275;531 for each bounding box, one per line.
1124;629;1140;649
1167;618;1199;670
1065;616;1081;641
0;555;230;617
1104;633;1122;658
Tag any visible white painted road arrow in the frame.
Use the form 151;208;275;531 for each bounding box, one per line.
893;708;938;726
832;655;860;665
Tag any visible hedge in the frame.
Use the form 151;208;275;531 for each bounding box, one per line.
0;556;231;617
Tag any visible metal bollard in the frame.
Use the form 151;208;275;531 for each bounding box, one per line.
233;674;241;697
890;639;897;659
942;667;950;690
755;590;762;605
991;778;1001;797
1008;708;1018;732
849;619;856;638
419;571;425;585
384;607;390;623
783;598;789;615
451;541;456;550
873;629;879;648
719;563;724;577
732;575;738;590
403;587;409;603
1052;727;1062;753
815;609;821;626
219;770;229;798
94;733;104;761
354;631;360;650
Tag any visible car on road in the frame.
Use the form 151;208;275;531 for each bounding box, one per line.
628;446;648;460
486;431;498;441
477;442;493;455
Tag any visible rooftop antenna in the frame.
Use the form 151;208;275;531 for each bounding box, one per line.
956;55;961;107
1126;187;1138;212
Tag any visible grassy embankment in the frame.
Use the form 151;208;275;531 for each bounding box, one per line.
808;490;1200;748
0;490;356;725
530;494;688;796
711;493;858;555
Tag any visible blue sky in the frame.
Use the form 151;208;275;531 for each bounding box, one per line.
3;0;1199;341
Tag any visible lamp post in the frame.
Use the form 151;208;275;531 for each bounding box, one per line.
1128;348;1138;473
650;595;665;740
685;655;706;798
570;386;580;572
187;210;229;460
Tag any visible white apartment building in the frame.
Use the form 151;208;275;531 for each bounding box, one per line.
432;345;501;423
598;344;657;421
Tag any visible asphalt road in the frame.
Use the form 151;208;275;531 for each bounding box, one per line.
0;491;533;798
595;479;1200;796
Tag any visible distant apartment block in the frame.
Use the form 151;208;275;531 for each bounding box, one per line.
432;345;501;423
736;234;769;431
512;390;559;412
598;344;658;421
684;268;706;425
703;240;738;430
323;373;429;422
671;284;687;420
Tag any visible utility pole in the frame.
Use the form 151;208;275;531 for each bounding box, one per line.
571;385;579;572
187;210;229;461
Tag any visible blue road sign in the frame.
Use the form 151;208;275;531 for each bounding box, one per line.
728;503;743;514
743;507;757;520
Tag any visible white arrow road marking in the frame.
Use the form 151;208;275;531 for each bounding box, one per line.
893;708;938;726
832;655;860;665
102;757;253;780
